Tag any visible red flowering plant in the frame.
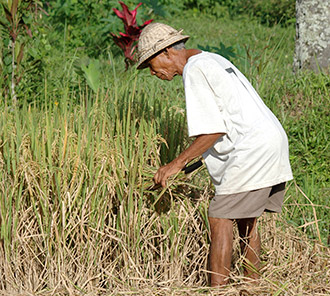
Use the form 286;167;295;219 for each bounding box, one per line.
111;1;153;69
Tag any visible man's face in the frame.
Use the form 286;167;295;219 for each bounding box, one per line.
148;50;178;81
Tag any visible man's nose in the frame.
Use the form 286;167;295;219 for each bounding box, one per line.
149;68;155;75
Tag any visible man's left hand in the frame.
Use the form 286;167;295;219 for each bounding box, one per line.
153;133;224;188
153;160;184;188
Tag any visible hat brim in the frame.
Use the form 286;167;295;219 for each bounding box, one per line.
137;35;189;70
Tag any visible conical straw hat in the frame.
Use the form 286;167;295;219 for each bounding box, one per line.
137;23;189;69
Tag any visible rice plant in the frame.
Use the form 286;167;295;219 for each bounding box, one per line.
0;10;329;296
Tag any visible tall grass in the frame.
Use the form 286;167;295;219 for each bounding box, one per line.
0;66;209;292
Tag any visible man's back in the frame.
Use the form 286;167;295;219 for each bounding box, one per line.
183;51;293;194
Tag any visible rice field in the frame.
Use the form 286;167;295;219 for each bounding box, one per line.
0;11;329;296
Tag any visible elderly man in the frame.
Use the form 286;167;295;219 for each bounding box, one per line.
136;23;293;286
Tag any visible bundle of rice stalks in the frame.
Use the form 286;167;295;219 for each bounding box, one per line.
1;180;329;296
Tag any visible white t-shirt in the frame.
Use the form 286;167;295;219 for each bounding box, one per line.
182;51;293;195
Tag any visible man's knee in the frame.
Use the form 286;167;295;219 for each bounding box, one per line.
209;217;233;231
208;217;233;242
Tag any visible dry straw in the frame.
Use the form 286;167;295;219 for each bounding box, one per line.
0;178;329;295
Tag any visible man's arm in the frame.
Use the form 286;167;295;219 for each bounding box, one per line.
153;133;225;187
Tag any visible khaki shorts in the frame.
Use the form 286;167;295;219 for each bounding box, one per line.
208;183;286;219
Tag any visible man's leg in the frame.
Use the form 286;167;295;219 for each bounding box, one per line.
237;217;260;280
208;217;233;286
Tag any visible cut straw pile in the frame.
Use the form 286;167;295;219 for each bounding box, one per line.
0;181;329;296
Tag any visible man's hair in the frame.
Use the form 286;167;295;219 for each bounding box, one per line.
145;40;186;66
171;41;186;50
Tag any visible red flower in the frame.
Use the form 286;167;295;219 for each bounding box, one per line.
111;1;153;69
113;1;140;28
111;32;136;61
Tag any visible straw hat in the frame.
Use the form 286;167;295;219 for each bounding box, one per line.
136;23;189;69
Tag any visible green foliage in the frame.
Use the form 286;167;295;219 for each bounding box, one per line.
142;0;170;17
75;57;101;93
243;0;296;26
255;55;329;244
0;0;47;102
198;42;236;62
46;0;118;56
156;0;295;26
46;0;154;59
283;72;330;187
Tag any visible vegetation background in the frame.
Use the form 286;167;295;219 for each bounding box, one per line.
0;0;329;295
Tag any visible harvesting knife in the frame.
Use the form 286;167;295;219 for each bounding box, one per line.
182;159;203;174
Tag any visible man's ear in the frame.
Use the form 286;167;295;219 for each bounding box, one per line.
163;48;170;56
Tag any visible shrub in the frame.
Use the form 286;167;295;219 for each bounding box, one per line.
157;0;295;26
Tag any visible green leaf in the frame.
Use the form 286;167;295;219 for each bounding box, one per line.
4;55;11;66
142;0;168;17
197;42;237;62
10;0;19;18
2;3;13;23
81;59;101;93
0;15;9;27
73;56;90;76
16;42;24;66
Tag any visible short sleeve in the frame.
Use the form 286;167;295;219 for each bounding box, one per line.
183;58;233;137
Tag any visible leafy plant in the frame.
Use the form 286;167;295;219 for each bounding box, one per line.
141;0;169;17
198;42;236;62
0;0;46;103
46;0;118;57
111;1;152;69
74;57;101;93
157;0;295;26
243;0;296;26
